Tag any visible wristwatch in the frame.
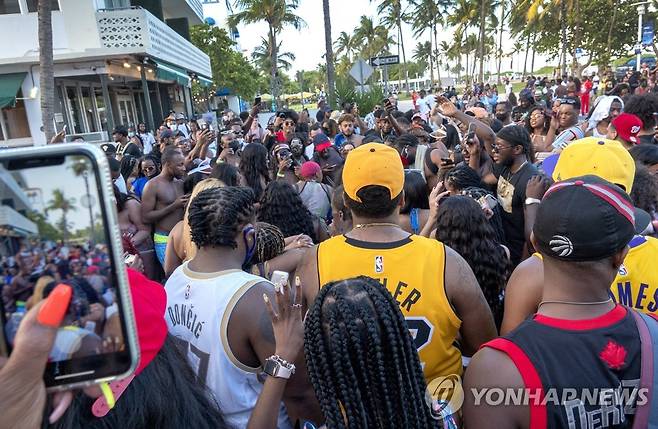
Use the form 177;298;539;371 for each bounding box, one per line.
525;198;542;206
264;355;296;379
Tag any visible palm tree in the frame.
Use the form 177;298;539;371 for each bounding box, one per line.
334;31;356;63
408;0;443;87
70;157;96;244
252;38;296;72
39;0;55;143
413;41;434;87
322;0;336;109
376;0;410;93
47;189;76;242
353;16;393;60
228;0;305;107
496;0;510;83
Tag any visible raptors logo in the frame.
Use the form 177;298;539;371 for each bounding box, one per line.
550;235;574;257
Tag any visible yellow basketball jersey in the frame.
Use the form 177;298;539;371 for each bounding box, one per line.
317;234;463;382
610;236;658;315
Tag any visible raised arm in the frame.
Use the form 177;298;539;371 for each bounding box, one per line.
242;104;261;134
436;95;496;154
236;281;323;426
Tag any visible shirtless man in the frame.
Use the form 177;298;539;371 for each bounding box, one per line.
141;146;188;268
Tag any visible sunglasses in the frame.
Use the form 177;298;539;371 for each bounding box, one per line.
284;121;295;126
557;98;578;106
491;144;513;152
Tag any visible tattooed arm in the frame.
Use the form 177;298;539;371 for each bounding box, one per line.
229;282;323;426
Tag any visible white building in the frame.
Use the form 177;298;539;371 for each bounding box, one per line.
0;0;212;147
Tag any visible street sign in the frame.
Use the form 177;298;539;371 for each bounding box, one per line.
642;22;654;46
349;59;374;85
370;55;400;67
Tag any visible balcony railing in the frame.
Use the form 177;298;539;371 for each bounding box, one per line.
96;7;211;78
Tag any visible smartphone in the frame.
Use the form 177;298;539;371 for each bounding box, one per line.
478;194;498;210
254;96;261;105
0;144;138;391
465;123;476;143
270;270;289;291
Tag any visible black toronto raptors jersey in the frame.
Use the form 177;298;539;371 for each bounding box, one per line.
485;306;643;429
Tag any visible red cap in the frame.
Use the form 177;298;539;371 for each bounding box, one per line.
300;161;321;179
91;268;167;417
612;113;642;144
126;268;167;375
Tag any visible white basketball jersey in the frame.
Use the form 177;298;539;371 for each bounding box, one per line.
165;262;291;429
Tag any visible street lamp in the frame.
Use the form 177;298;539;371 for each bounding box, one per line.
632;1;653;71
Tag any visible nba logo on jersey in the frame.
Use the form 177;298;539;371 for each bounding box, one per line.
374;256;384;273
618;264;627;276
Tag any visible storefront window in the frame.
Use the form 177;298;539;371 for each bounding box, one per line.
65;87;83;134
80;87;97;132
94;89;108;132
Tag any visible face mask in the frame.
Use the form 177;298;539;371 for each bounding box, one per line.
241;226;256;271
128;132;135;137
495;112;510;122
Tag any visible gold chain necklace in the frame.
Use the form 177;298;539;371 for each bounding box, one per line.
354;222;401;229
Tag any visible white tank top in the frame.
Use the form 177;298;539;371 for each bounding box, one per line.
165;262;292;429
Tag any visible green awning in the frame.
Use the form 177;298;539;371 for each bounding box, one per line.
154;61;190;86
0;72;26;109
197;75;213;87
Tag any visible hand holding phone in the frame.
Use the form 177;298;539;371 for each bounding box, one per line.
0;283;74;426
0;144;138;390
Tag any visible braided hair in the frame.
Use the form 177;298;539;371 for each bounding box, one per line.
239;143;270;200
187;187;255;249
444;164;483;192
120;154;139;183
253;222;285;264
460;186;506;244
435;196;510;328
304;276;435;429
257;181;318;243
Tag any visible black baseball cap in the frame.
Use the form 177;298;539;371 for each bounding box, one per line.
533;175;635;261
100;143;116;155
112;126;128;137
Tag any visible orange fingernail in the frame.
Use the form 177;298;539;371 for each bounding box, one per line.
37;284;72;327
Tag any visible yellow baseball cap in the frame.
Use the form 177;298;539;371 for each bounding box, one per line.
342;143;404;202
551;138;636;192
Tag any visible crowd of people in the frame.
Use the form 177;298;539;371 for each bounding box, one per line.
3;71;658;429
